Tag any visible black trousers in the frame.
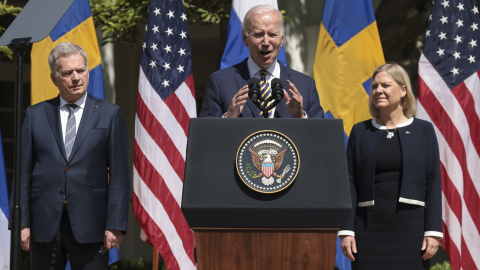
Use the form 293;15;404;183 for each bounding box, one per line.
30;210;109;270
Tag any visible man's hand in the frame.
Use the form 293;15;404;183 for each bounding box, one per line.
225;86;249;118
284;81;304;118
340;235;357;261
21;227;31;251
104;229;123;250
421;236;439;260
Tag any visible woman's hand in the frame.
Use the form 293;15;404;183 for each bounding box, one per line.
340;235;357;261
421;236;439;260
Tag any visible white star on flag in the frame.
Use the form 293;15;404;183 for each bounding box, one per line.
134;1;197;269
417;0;480;269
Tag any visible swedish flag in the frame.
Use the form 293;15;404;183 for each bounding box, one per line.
313;1;384;269
313;0;384;140
30;0;104;105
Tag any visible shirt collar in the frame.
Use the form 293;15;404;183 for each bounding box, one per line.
371;117;414;130
247;57;280;79
60;92;87;109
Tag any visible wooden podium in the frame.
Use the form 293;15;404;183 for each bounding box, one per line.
182;119;351;270
194;228;337;270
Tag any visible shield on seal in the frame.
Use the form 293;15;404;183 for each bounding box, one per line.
262;163;274;178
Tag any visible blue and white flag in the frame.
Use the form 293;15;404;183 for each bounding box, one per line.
220;0;287;69
0;128;10;270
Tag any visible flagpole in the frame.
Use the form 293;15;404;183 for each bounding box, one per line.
152;247;158;270
9;37;31;270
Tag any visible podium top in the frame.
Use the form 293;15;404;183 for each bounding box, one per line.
182;118;351;228
0;0;74;46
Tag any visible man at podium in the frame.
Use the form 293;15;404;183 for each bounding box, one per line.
199;4;324;119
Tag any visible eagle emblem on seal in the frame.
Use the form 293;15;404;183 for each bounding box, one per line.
248;140;291;186
236;131;299;193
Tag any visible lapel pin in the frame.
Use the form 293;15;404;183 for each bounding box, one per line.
94;105;98;108
406;131;410;134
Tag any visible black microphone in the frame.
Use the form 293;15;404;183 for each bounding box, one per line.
270;78;284;102
248;77;261;102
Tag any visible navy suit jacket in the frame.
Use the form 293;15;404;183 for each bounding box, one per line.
20;93;130;243
341;118;442;235
199;58;324;118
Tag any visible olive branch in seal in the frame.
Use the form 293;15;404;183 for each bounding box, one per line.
245;163;257;178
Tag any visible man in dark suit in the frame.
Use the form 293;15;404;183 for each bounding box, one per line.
20;42;130;269
200;4;324;118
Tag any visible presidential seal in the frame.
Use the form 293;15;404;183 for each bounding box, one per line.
236;130;299;193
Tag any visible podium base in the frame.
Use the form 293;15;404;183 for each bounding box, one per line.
194;228;338;270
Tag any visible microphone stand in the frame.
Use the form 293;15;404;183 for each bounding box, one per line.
249;96;271;118
248;77;284;118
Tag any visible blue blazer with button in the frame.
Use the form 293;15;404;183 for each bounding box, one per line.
199;58;324;118
20;93;130;243
341;118;442;235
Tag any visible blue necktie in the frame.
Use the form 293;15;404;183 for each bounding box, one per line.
64;104;78;159
259;70;274;118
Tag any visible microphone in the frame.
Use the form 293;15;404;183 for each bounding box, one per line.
270;78;284;102
248;77;261;102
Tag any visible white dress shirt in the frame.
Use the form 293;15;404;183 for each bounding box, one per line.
59;93;87;144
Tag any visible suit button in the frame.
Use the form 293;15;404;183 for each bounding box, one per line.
65;167;69;171
60;190;64;195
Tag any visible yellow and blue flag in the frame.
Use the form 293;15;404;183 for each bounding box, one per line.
30;0;118;267
31;0;104;105
312;1;385;269
313;0;384;140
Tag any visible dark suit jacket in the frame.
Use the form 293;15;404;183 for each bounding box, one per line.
20;93;130;244
199;58;324;118
341;118;442;235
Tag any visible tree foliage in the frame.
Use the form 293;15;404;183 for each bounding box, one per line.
0;2;23;60
0;0;233;59
91;0;232;46
90;0;149;46
184;0;230;25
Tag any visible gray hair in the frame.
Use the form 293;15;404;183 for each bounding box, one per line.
48;42;88;76
242;5;285;36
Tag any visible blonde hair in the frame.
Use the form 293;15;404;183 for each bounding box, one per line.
369;63;417;118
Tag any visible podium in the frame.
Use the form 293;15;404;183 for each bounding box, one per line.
182;119;351;269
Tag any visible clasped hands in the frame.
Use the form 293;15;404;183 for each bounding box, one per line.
225;80;304;118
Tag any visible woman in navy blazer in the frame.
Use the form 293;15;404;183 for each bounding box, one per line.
339;64;443;269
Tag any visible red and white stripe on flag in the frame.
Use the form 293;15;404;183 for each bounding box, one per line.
416;1;480;269
133;0;196;269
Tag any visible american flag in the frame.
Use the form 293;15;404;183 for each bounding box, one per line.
132;0;196;269
416;0;480;269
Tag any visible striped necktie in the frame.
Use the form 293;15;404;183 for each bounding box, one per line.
64;104;78;159
259;69;274;118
